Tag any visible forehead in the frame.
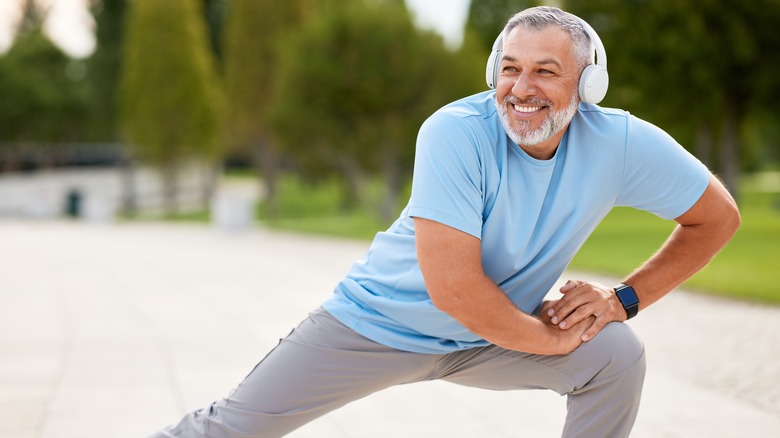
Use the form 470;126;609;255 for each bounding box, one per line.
502;25;575;65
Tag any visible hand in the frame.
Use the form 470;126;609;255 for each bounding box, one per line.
536;299;558;325
548;280;626;342
546;313;597;354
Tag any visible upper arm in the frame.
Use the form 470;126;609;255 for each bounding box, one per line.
414;217;484;307
674;174;741;232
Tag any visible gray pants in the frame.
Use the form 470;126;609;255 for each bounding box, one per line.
151;307;646;438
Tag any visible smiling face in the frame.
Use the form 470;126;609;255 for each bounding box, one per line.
495;25;581;160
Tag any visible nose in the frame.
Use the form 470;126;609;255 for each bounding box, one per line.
511;72;537;98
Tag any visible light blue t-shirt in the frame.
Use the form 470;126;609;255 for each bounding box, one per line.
323;90;710;354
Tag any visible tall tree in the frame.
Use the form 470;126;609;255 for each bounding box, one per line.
119;0;224;214
269;0;480;219
464;0;540;51
567;0;780;199
85;0;126;142
202;0;228;63
0;0;90;170
222;0;311;217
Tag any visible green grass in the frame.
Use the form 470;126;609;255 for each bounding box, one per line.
257;175;396;241
257;173;780;305
569;194;780;304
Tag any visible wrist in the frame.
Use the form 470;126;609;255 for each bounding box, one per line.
613;283;640;320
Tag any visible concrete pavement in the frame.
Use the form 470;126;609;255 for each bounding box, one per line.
1;220;778;437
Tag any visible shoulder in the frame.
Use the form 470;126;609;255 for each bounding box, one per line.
568;104;681;154
421;91;499;135
418;91;503;153
573;103;675;143
570;103;630;137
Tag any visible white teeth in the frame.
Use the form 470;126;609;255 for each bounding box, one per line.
513;104;542;113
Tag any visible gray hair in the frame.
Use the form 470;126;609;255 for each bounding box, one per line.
503;6;594;71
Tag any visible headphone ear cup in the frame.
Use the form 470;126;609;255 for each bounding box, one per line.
485;49;501;89
485;34;503;89
578;64;609;104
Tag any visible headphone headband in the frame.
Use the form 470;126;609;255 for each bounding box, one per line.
485;14;609;104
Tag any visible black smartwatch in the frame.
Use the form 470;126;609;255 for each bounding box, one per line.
614;283;640;320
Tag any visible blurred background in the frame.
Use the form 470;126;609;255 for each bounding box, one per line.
0;0;778;303
1;3;778;436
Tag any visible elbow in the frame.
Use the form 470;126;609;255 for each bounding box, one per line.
428;283;461;314
427;275;478;316
724;198;742;239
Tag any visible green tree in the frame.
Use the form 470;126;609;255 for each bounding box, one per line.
567;0;780;199
0;0;90;170
222;0;313;217
269;0;480;220
203;0;228;63
464;0;539;51
119;0;224;214
85;0;126;142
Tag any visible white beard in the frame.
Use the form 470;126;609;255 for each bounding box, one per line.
496;92;579;147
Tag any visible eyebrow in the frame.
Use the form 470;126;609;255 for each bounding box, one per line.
502;55;563;70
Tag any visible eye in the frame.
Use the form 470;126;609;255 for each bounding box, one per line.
502;65;518;73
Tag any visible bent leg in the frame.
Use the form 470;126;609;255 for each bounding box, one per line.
438;322;646;438
150;308;436;438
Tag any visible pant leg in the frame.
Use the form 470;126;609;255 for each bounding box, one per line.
436;322;646;438
149;308;437;438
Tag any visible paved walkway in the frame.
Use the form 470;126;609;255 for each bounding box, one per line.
1;220;778;438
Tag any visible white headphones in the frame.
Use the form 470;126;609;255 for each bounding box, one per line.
485;15;609;104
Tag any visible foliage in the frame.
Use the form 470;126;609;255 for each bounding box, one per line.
221;0;315;216
464;0;541;51
0;0;90;145
119;0;225;212
84;0;127;141
202;0;228;63
565;0;780;197
268;0;482;220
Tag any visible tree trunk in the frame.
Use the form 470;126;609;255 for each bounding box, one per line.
338;156;365;211
379;143;401;222
120;156;137;217
161;162;179;216
252;135;280;218
200;160;221;211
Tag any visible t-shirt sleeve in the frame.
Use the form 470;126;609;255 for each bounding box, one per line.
406;112;485;239
616;115;711;220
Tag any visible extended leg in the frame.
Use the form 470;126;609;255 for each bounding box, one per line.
150;308;436;437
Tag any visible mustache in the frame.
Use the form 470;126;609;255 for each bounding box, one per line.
501;95;553;107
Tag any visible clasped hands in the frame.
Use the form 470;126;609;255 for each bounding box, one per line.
538;280;627;343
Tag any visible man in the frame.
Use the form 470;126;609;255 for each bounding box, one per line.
152;6;740;438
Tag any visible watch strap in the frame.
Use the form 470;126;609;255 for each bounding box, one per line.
614;283;640;320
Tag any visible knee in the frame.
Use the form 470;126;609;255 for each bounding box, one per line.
585;322;646;379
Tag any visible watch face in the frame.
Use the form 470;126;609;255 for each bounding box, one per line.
617;287;640;307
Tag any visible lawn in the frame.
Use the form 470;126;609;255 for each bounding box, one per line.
257;174;780;305
569;191;780;304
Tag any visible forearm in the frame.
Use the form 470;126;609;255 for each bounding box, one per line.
624;176;740;310
429;273;566;355
624;219;737;309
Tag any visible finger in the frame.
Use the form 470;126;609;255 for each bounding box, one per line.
550;288;591;325
557;302;596;329
550;283;586;317
537;300;557;324
580;313;610;342
568;315;597;342
558;279;582;294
